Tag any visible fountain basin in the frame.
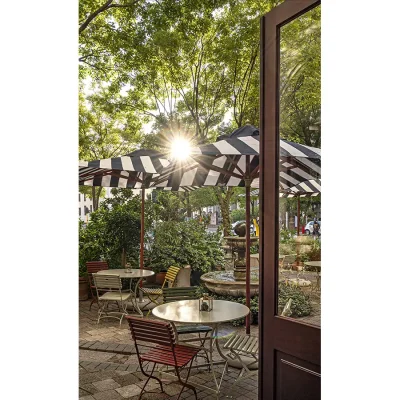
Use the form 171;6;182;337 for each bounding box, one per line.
201;271;259;297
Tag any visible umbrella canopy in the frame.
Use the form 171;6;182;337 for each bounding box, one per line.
79;149;169;188
151;125;320;190
248;179;321;198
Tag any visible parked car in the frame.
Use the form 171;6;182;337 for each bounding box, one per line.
231;220;254;235
304;220;321;235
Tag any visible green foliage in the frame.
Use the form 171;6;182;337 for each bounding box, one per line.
205;293;259;326
231;208;246;223
278;282;312;317
189;188;218;212
152;191;185;222
250;243;259;255
79;192;142;268
147;220;224;273
279;6;321;147
280;228;297;243
304;239;321;263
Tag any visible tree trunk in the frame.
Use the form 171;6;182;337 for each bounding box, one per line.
185;192;192;219
214;187;233;236
91;186;102;211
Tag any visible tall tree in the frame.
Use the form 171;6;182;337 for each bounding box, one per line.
79;88;142;209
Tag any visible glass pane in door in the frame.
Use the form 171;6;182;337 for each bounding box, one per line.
278;5;321;327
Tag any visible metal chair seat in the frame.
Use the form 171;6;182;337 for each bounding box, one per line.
176;325;212;334
141;344;199;367
99;292;132;301
223;334;259;385
140;287;163;295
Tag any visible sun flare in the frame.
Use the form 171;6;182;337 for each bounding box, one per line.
170;137;191;161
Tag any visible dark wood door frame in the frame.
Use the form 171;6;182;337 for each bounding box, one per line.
259;1;321;399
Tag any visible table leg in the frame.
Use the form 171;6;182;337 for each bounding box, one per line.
132;278;143;317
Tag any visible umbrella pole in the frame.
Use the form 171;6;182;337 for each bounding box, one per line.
296;196;300;266
245;156;251;335
140;188;145;270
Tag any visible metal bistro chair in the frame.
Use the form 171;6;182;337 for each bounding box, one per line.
86;261;109;311
163;287;212;364
126;316;199;400
93;274;132;325
140;266;180;316
223;334;259;385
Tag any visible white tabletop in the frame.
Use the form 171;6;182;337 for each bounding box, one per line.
152;299;250;325
96;269;155;279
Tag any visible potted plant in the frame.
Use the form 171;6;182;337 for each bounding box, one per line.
79;264;89;301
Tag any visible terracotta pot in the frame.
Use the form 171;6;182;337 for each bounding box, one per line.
143;268;157;285
156;272;167;285
79;277;89;301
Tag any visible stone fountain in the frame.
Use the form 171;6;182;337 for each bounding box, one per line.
201;222;259;297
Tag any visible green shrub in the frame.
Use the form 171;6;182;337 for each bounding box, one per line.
79;196;141;269
202;291;259;326
231;208;245;222
146;220;224;273
278;282;312;317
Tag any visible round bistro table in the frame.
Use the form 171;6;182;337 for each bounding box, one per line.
152;299;250;397
304;261;321;291
97;269;154;316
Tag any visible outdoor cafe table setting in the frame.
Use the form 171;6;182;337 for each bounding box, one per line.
96;268;154;316
152;298;250;397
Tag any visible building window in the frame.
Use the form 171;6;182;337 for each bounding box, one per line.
84;194;86;201
79;208;81;216
79;193;81;202
90;205;93;212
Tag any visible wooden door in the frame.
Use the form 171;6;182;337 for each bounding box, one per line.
259;1;321;399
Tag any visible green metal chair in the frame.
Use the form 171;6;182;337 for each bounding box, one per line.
163;287;212;365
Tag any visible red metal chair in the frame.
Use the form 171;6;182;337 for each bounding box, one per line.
126;316;199;400
86;261;109;310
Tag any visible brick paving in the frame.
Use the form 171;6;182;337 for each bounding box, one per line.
79;278;320;400
79;299;259;399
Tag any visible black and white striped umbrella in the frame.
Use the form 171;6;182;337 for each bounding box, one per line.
248;179;321;198
79;149;170;188
151;125;320;190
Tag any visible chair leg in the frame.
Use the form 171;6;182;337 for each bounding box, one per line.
89;297;98;311
175;359;197;400
138;361;164;400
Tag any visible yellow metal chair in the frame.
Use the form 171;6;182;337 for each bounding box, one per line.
139;266;180;316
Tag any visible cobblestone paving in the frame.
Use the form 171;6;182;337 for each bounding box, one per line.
79;300;259;399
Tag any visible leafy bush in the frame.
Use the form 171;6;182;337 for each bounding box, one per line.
146;220;224;273
231;208;245;222
278;282;312;317
250;243;259;254
79;195;141;269
203;292;259;326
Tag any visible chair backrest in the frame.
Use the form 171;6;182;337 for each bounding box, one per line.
162;286;198;303
126;316;176;350
87;261;109;287
86;261;109;274
93;274;122;291
161;266;181;289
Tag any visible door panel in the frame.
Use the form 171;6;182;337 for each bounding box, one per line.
259;1;321;399
276;351;321;400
